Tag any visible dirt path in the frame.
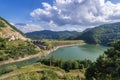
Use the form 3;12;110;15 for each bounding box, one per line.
0;43;85;66
0;53;41;66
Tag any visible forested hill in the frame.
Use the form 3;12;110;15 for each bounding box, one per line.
25;30;80;40
74;22;120;45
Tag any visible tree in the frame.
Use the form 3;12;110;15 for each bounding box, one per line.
49;56;55;66
85;41;120;80
71;61;79;69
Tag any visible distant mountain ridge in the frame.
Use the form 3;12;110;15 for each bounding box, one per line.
25;30;80;40
74;22;120;45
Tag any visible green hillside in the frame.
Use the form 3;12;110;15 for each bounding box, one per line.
25;30;80;40
0;63;85;80
75;22;120;45
0;39;40;61
0;17;40;61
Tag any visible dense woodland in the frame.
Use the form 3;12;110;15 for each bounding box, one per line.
68;22;120;45
25;30;80;40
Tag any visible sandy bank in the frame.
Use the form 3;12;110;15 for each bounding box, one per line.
0;43;85;66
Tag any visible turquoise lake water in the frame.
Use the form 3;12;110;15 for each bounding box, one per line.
45;44;109;61
0;44;109;75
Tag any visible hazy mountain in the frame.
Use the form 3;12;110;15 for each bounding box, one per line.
25;30;80;40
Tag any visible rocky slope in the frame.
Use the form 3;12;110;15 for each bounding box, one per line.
0;17;26;40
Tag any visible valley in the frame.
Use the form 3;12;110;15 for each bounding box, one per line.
0;10;120;80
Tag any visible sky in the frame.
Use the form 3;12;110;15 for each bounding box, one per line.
0;0;120;33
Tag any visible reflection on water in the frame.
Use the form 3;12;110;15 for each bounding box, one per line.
45;44;109;61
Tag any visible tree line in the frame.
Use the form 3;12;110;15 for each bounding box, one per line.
38;57;92;72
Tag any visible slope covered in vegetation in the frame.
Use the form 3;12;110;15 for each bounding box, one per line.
0;63;85;80
0;17;40;61
0;38;40;61
74;22;120;45
25;30;80;40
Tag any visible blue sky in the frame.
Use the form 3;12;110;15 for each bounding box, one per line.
108;0;120;3
0;0;53;23
0;0;120;33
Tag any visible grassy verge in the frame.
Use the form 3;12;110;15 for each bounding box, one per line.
0;63;85;80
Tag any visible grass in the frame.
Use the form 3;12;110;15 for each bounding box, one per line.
44;40;84;44
0;63;85;80
6;40;27;47
0;38;85;79
0;63;64;80
0;39;40;61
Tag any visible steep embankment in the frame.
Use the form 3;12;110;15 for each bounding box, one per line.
0;17;26;40
0;17;40;63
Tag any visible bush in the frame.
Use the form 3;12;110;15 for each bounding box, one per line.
0;39;40;61
0;21;5;27
3;70;59;80
38;57;92;71
85;41;120;80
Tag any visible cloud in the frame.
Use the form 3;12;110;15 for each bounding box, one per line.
30;0;120;27
47;23;94;32
15;23;44;33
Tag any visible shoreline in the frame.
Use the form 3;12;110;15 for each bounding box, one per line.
0;53;41;66
0;43;85;66
42;43;86;57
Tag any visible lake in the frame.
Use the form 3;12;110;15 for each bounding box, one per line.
0;44;109;75
45;44;109;61
0;57;40;75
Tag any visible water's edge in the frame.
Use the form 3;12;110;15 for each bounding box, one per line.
0;43;85;66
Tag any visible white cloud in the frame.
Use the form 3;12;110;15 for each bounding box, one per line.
15;23;44;33
30;0;120;28
10;22;15;26
47;24;94;32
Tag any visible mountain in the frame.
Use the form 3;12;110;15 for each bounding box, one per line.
75;22;120;45
0;17;26;40
0;17;40;61
25;30;80;40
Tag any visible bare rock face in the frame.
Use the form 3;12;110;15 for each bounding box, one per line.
0;17;27;40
